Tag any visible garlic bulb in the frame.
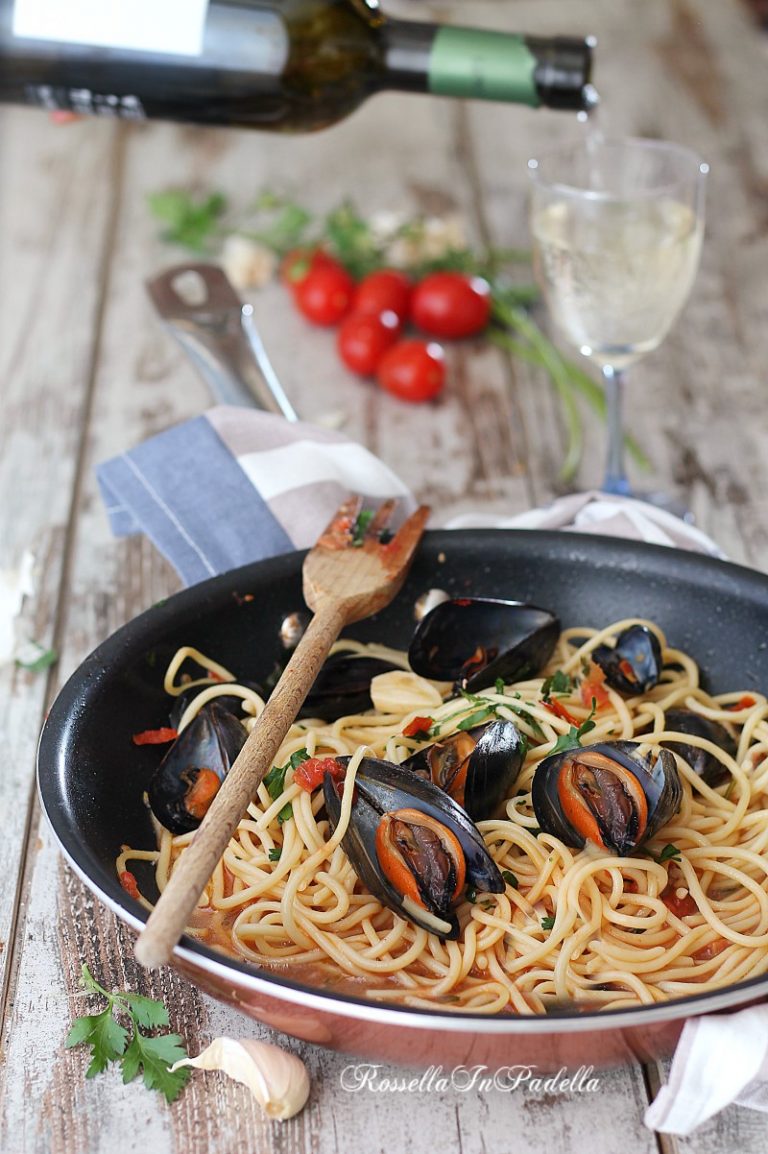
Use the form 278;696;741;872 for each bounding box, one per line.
171;1037;309;1119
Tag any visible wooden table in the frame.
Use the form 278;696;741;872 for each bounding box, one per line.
2;1;768;1150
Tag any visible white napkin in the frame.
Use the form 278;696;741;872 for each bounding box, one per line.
644;1006;768;1134
444;490;725;559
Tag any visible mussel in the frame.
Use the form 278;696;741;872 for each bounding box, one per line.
661;708;737;788
532;740;682;856
408;598;559;691
323;757;504;939
298;652;401;721
404;720;526;821
591;625;662;695
147;701;247;834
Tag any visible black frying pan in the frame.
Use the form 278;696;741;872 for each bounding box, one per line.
36;529;768;1060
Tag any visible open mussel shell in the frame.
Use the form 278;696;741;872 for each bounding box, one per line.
147;702;247;834
532;740;682;856
661;708;737;788
591;625;662;695
297;652;400;722
323;757;504;939
404;720;526;822
408;597;559;691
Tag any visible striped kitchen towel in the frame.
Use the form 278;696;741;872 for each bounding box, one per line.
96;406;415;586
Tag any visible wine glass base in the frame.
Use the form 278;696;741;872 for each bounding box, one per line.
601;485;694;524
633;490;694;524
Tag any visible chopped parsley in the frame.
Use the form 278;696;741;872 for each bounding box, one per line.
351;508;375;546
541;670;574;700
549;699;598;754
501;870;519;889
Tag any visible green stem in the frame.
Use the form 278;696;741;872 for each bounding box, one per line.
492;298;651;473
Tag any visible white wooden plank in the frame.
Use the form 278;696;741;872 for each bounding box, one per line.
0;110;118;1012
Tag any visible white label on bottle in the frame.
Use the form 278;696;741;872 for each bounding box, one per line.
13;0;209;57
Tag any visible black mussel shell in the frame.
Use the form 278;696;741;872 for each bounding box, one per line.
404;720;526;822
661;708;737;788
297;652;400;722
323;756;504;939
591;625;662;695
408;598;559;691
532;740;682;856
148;702;247;834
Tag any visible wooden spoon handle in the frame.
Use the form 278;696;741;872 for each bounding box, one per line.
135;602;347;970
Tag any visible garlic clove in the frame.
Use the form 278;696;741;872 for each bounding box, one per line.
171;1037;309;1119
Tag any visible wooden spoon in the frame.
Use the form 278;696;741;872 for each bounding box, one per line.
135;496;430;969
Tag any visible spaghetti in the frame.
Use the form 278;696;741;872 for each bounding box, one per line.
119;619;768;1014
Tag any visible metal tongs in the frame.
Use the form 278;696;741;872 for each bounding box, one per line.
145;263;298;420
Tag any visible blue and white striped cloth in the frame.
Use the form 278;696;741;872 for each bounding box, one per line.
96;406;415;585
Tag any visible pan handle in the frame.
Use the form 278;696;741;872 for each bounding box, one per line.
145;263;298;421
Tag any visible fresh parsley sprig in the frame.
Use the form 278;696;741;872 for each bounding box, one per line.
65;965;190;1103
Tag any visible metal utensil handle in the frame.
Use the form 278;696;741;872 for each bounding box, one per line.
145;263;298;421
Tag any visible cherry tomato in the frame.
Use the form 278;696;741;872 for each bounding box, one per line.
337;310;400;376
279;246;336;290
377;340;446;403
411;272;491;339
294;263;356;326
354;269;412;324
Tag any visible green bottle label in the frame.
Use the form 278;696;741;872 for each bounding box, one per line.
429;28;539;107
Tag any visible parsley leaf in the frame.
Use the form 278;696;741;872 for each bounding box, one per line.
351;508;375;546
122;994;169;1031
494;677;506;695
147;190;227;252
121;1032;190;1102
264;747;309;802
501;870;519;889
656;843;682;864
541;670;573;700
457;706;496;732
66;965;189;1103
268;847;282;862
549;698;597;754
15;641;58;674
277;802;293;824
65;1010;128;1078
541;915;556;931
263;762;289;800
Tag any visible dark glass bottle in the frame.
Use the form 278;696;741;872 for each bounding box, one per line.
0;0;597;132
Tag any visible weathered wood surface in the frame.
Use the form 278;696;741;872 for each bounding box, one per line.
2;1;768;1151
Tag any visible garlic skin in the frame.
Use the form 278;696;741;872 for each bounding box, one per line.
220;235;277;291
171;1037;309;1119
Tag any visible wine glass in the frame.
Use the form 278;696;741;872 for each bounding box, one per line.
528;137;708;504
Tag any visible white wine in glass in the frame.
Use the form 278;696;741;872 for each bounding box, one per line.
529;137;708;501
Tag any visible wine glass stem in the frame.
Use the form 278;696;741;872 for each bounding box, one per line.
601;364;631;496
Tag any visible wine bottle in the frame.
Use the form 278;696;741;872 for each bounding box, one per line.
0;0;597;132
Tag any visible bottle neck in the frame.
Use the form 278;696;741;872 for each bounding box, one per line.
380;22;596;112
